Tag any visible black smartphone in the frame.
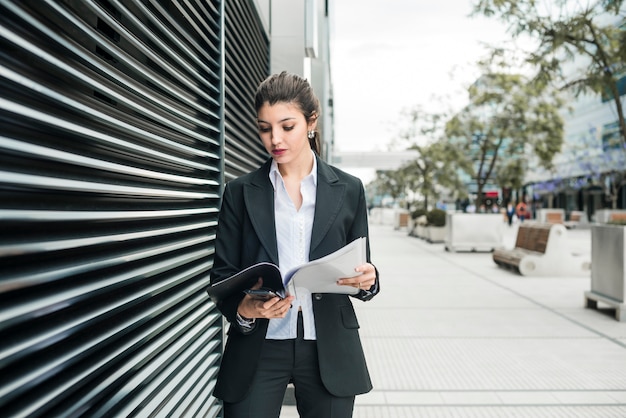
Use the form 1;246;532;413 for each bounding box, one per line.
243;288;283;300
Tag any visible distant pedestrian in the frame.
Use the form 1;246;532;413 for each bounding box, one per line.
516;201;528;223
506;203;515;226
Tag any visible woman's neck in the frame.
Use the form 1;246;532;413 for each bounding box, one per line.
278;151;314;180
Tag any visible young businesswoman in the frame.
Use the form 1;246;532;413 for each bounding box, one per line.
209;71;380;418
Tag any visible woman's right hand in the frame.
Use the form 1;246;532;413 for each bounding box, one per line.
237;278;294;319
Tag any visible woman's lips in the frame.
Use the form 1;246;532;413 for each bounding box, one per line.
272;149;286;156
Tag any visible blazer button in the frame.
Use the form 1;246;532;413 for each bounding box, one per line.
314;293;322;300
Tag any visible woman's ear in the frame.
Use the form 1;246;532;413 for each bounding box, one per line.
308;112;318;130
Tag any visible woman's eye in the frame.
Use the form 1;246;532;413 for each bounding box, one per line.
258;127;270;133
283;126;294;131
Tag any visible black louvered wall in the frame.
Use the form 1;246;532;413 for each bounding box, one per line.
223;0;269;181
0;0;238;416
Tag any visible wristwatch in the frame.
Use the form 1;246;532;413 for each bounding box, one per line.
236;312;256;329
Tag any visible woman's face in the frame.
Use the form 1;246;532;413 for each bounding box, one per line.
257;102;315;166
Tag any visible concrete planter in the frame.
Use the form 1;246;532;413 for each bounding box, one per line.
444;213;503;252
426;225;446;243
593;209;626;224
415;225;427;239
410;215;428;239
407;218;415;235
584;224;626;321
394;209;410;230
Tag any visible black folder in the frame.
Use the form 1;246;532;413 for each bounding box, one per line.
206;262;284;303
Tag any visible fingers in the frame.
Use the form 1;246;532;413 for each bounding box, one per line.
259;296;294;318
337;263;376;290
241;295;294;319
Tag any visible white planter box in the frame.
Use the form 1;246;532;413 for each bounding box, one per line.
594;209;626;224
394;209;410;230
444;213;503;252
585;224;626;321
415;225;427;239
426;226;446;243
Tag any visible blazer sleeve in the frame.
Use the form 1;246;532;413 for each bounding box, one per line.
348;178;380;301
209;183;251;329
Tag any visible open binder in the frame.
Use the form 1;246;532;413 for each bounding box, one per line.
207;237;366;303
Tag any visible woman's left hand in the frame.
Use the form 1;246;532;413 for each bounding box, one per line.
337;263;376;291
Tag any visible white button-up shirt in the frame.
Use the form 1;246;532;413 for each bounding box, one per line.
266;153;317;340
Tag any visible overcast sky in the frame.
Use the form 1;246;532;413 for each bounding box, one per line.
329;0;517;181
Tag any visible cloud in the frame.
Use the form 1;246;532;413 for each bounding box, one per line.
330;0;514;153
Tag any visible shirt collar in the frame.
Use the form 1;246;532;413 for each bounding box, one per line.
269;150;318;190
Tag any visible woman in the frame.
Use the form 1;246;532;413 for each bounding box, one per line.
209;71;380;418
516;200;528;223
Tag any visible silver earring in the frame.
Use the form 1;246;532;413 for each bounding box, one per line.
307;130;315;139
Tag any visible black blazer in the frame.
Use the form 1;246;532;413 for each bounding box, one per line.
209;156;379;403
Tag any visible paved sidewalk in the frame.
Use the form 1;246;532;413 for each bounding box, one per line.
281;222;626;417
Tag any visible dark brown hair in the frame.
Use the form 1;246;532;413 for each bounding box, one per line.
254;71;321;154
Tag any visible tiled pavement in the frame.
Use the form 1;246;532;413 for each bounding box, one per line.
280;221;626;417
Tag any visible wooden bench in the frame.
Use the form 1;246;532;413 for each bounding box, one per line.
564;210;588;229
493;223;551;273
610;212;626;222
493;222;590;276
545;212;563;223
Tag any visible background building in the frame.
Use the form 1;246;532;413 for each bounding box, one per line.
524;82;626;221
522;12;625;221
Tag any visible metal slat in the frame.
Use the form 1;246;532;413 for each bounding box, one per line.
0;136;214;185
0;0;224;416
223;0;270;180
1;2;221;127
0;258;215;364
0;34;220;149
43;0;218;107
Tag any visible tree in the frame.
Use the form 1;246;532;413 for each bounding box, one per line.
445;58;565;207
473;0;626;207
399;140;469;211
369;169;407;207
392;106;470;210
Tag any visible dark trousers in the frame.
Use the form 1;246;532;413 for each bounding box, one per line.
223;313;355;418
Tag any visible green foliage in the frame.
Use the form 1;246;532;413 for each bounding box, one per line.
390;107;471;209
608;219;626;226
426;208;447;227
445;57;564;206
495;159;524;190
411;208;427;220
472;0;626;208
371;169;406;202
472;0;626;151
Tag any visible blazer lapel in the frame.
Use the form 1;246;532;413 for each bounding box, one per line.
310;157;346;256
243;160;279;264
